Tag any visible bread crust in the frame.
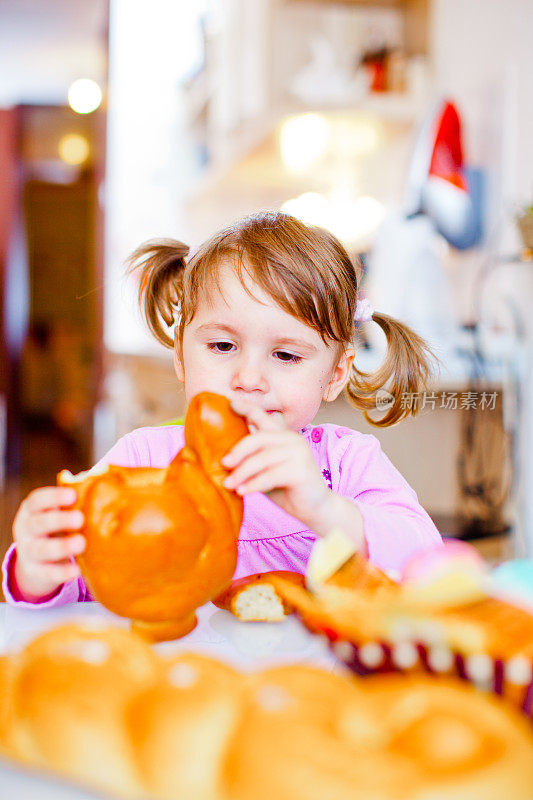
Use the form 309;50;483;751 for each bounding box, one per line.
213;571;305;621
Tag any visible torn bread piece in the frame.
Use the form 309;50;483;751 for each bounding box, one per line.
213;572;305;622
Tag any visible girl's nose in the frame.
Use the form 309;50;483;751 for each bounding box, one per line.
230;358;268;394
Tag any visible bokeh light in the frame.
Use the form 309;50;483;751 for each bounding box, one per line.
282;192;385;247
58;133;90;165
279;114;329;172
68;78;102;114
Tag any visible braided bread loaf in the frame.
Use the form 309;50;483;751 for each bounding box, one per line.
1;622;533;800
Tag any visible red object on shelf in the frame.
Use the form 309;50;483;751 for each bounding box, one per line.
428;102;468;192
366;61;386;92
404;98;483;249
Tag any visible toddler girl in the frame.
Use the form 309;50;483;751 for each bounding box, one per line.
3;212;442;607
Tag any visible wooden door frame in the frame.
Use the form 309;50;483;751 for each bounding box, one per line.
0;107;26;477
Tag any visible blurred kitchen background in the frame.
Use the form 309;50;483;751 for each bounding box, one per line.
1;0;533;584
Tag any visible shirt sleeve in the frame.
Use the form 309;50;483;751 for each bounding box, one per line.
332;429;443;575
2;543;94;607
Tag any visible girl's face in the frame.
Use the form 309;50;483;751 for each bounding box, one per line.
174;262;354;431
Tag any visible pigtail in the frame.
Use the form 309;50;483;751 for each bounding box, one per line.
345;312;436;427
125;239;189;349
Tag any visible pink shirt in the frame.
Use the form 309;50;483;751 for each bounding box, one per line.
2;423;442;607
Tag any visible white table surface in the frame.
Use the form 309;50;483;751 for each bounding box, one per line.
0;600;340;799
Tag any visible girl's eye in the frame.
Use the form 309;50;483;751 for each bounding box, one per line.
275;351;302;364
208;341;235;353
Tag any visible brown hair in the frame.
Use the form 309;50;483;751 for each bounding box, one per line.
126;211;434;426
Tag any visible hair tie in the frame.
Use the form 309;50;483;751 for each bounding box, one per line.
354;297;374;324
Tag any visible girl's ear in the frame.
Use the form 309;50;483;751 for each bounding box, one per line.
323;347;355;403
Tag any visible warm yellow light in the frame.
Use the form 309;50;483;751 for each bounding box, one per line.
279;114;329;172
68;78;102;114
281;192;385;247
281;192;328;226
58;134;90;165
332;195;386;245
334;117;381;157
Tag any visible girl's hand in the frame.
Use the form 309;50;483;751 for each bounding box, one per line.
221;400;332;532
11;487;86;602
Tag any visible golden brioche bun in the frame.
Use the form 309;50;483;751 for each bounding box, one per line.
126;653;243;800
343;674;533;800
58;392;248;642
4;623;159;797
229;666;533;800
225;664;382;800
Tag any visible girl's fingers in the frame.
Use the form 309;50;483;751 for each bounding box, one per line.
231;462;290;496
222;430;292;468
221;434;263;467
28;509;85;540
39;561;82;586
25;486;78;513
230;400;287;433
29;534;86;563
223;447;286;491
21;558;81;587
